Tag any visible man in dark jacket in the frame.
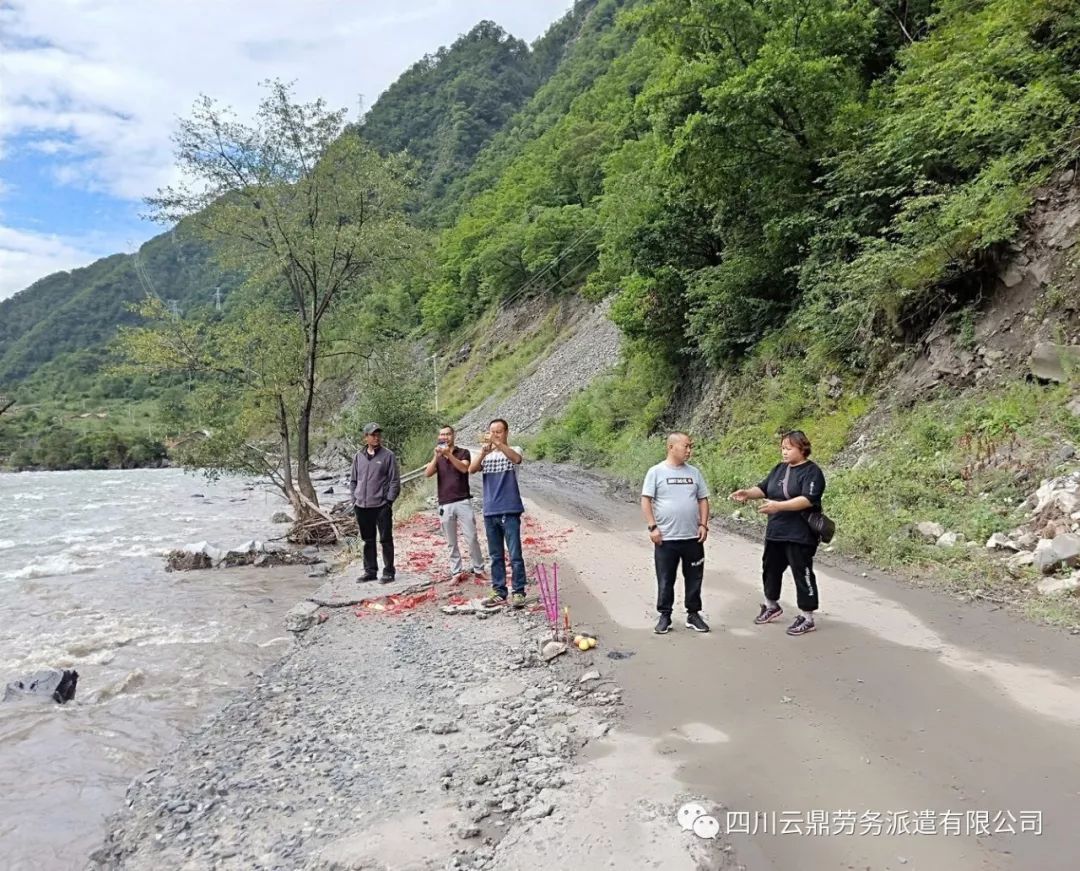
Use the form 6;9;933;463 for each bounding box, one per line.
349;423;401;583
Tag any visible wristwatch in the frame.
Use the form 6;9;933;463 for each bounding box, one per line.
647;524;658;532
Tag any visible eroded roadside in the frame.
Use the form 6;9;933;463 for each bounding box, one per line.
89;505;730;871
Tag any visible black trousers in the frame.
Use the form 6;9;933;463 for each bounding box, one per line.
654;538;705;616
762;540;818;612
355;505;394;577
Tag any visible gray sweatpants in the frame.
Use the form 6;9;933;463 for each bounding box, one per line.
438;498;485;575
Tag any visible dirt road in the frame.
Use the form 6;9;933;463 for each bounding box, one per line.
520;461;1080;871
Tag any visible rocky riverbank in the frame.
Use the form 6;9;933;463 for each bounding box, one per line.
87;513;664;871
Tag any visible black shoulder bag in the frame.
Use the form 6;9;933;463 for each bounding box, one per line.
781;464;836;544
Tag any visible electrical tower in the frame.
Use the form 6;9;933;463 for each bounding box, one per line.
214;287;222;311
167;299;180;317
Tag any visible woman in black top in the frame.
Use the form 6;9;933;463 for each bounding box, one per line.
730;430;826;636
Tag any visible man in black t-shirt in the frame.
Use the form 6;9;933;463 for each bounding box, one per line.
424;425;485;581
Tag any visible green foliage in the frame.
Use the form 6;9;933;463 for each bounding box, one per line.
437;311;561;422
0;400;168;471
358;21;539;215
124;82;420;508
339;351;438;471
801;0;1080;368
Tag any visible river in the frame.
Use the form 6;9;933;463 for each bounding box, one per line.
0;468;316;870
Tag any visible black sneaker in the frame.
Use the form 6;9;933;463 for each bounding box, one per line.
379;573;396;584
358;573;377;583
686;613;710;633
654;614;672;634
754;603;784;625
786;615;816;636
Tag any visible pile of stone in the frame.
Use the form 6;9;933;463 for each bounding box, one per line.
909;469;1080;597
987;470;1080;596
165;540;321;572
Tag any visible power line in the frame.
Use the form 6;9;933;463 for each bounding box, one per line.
452;221;606;349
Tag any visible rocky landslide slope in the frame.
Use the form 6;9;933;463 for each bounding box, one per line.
454;297;620;438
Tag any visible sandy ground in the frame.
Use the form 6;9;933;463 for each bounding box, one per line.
90;461;1080;870
520;461;1080;871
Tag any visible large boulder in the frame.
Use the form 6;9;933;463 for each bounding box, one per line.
1034;533;1080;574
1030;343;1080;383
4;668;78;704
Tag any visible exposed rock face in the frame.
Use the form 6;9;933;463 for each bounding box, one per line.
455;298;621;438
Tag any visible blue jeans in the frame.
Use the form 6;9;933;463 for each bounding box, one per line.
484;513;526;597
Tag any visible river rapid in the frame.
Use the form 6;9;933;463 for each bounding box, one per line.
0;468;315;870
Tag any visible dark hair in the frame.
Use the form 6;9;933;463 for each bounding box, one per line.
781;430;812;457
439;424;455;434
489;418;509;432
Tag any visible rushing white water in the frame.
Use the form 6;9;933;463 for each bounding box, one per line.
0;468;315;871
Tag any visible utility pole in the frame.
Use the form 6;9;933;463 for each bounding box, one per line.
430;353;439;414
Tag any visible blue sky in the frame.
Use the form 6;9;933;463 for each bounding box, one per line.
0;0;575;300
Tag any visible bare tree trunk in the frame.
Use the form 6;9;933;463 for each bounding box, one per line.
0;397;13;418
277;395;303;516
296;326;319;505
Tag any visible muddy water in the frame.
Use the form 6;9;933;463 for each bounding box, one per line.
0;469;317;871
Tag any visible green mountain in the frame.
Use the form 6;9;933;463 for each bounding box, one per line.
5;0;1080;486
0;4;600;397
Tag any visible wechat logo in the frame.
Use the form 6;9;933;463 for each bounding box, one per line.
678;802;720;839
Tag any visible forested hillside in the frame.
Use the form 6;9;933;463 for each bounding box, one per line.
3;0;1079;590
0;4;601;401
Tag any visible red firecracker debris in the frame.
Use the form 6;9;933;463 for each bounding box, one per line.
353;510;573;620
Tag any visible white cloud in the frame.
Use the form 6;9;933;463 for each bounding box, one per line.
0;224;121;300
0;0;575;204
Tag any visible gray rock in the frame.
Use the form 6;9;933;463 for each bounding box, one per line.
284;601;321;633
521;801;554;822
936;531;965;548
1015;532;1040;551
1007;551;1036;570
3;668;79;704
1036;573;1080;596
1030;343;1080;383
166;541;224;571
541;641;567;662
1035;533;1080;574
578;670;600;683
914;521;945;542
986;533;1020;552
271;512;293;524
1053;444;1077;465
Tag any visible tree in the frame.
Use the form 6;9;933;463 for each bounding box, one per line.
127;81;419;520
